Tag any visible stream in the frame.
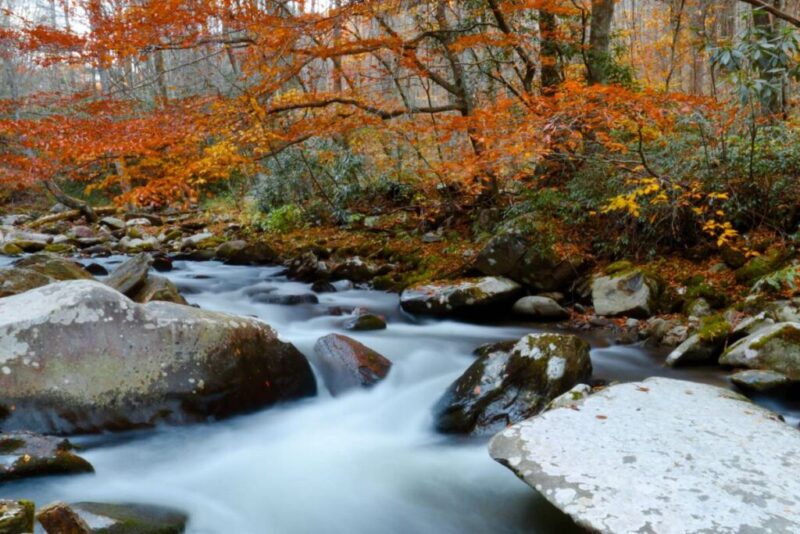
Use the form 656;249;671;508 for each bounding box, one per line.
2;257;796;533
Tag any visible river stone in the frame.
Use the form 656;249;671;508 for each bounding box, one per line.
0;431;93;481
0;500;34;533
72;502;187;534
511;296;569;321
545;384;591;411
400;276;522;316
13;253;93;281
591;269;659;318
37;502;92;534
0;226;53;252
0;280;317;434
665;333;724;367
489;377;800;534
434;333;591;435
730;369;793;392
100;217;126;230
313;334;392;396
331;257;379;283
342;312;386;331
719;322;800;379
131;275;187;305
474;233;584;292
215;240;277;265
104;253;152;297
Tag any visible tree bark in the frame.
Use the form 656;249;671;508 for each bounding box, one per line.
587;0;615;84
540;10;561;91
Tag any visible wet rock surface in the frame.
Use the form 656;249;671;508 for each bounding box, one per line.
313;334;392;396
400;277;521;316
71;502;187;534
489;377;800;534
0;431;93;481
434;333;591;435
0;280;317;434
0;499;34;534
104;253;153;296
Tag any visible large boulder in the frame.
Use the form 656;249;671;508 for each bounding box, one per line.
511;296;569;321
719;322;800;379
400;277;522;316
433;333;591;435
591;267;660;318
474;231;584;292
215;240;277;265
0;431;93;481
37;502;92;534
72;502;186;534
0;280;316;434
313;334;392;396
104;253;152;297
489;377;800;534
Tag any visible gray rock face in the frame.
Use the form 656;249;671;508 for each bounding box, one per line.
511;296;569;321
489;377;800;534
100;216;126;230
591;270;659;318
131;275;187;305
730;370;792;392
0;254;93;298
665;333;724;367
313;334;392;396
0;280;316;434
0;431;93;481
474;233;584;292
720;322;800;379
433;333;591;435
0;226;53;252
400;277;522;316
104;253;153;297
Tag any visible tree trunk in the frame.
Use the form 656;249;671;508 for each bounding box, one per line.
587;0;615;84
540;10;561;91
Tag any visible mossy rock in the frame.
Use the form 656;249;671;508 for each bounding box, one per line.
735;248;792;285
44;242;76;254
0;500;34;533
0;431;93;482
72;503;187;534
13;253;93;281
697;314;732;344
720;322;800;379
0;243;23;256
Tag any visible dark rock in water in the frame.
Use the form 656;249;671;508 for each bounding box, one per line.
83;244;112;256
0;267;53;298
72;502;188;534
13;253;93;282
400;277;522;316
131;275;187;305
84;263;109;276
104;253;152;297
286;251;330;282
215;240;277;265
246;287;318;305
38;502;92;533
343;312;387;331
0;431;93;481
433;333;592;435
173;249;215;262
0;280;317;434
311;280;337;293
313;334;392;395
151;256;173;272
331;257;379;283
474;231;585;292
0;500;34;533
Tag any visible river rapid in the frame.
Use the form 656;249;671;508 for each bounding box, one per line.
2;257;795;533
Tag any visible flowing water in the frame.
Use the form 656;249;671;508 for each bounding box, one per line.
2;258;796;533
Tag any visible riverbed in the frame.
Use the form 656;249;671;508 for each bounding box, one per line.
2;257;794;533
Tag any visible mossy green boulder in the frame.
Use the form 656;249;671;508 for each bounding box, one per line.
0;500;34;534
0;431;93;481
720;322;800;379
72;502;187;534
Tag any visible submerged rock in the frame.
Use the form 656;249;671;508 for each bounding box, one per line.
0;500;34;534
0;431;93;481
720;322;800;379
489;377;800;534
0;280;316;434
72;502;187;534
313;334;392;396
400;277;521;316
104;253;153;297
511;296;569;321
433;333;591;435
592;268;660;318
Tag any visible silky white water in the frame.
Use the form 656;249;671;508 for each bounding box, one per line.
1;258;784;533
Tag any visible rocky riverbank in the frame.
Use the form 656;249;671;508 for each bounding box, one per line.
0;206;798;533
